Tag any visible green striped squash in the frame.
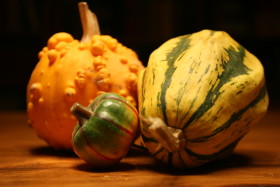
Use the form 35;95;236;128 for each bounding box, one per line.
71;93;139;168
138;30;269;169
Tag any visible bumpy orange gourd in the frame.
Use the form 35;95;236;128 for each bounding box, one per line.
26;2;144;150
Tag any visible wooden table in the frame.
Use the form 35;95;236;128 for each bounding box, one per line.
0;109;280;187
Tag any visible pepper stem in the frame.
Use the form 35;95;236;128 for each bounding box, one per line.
78;2;100;43
70;102;94;126
140;116;185;152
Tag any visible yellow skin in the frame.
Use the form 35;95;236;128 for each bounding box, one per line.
138;30;269;168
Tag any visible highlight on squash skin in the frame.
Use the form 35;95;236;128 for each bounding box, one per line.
26;2;144;150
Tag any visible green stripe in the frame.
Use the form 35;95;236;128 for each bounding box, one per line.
213;84;267;133
160;35;191;123
187;83;267;143
177;88;200;128
183;46;251;129
168;152;173;166
152;147;164;157
178;151;187;168
185;137;240;162
141;133;158;143
175;59;203;127
140;69;147;116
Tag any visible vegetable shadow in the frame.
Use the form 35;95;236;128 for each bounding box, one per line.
145;153;252;175
74;162;136;173
30;146;77;158
126;146;150;157
73;147;150;173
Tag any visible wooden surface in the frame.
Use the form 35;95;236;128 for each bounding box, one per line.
0;109;280;187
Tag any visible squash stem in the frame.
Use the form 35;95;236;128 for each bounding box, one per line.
78;2;100;43
140;116;185;153
70;102;94;126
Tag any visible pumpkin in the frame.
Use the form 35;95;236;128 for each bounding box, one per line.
70;93;139;168
138;29;269;168
26;2;144;150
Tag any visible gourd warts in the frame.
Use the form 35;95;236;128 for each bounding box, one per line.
30;83;42;102
27;2;144;149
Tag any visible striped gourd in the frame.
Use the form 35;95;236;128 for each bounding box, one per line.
71;93;139;168
138;30;269;168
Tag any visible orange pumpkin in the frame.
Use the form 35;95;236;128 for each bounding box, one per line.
26;2;144;150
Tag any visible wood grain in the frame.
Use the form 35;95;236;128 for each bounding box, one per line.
0;110;280;187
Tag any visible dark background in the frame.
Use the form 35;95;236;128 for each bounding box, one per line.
1;0;280;111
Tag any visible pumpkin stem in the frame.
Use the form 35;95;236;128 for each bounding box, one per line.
140;116;185;152
70;102;94;126
78;2;100;43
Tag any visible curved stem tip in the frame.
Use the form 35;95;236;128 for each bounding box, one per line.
78;2;100;43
